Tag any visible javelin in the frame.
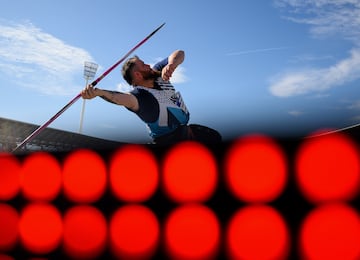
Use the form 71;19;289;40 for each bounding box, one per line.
12;22;165;153
304;122;360;138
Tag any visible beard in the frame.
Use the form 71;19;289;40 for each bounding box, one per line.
140;69;161;81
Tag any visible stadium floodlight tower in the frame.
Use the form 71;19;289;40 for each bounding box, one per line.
79;61;98;134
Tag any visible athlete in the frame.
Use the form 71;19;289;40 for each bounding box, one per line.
81;50;221;145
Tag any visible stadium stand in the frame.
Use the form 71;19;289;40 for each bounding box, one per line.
0;117;124;153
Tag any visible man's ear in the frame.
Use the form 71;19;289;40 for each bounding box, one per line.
132;71;141;84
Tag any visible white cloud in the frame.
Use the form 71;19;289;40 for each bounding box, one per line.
0;21;94;95
170;66;188;84
270;48;360;97
288;110;304;116
270;0;360;97
274;0;360;42
117;82;133;93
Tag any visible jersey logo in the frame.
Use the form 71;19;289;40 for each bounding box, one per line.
170;93;179;105
170;92;188;113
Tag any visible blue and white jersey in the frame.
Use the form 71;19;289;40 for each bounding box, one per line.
129;58;190;138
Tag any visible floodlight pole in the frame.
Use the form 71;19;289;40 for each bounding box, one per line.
79;61;98;134
78;83;88;134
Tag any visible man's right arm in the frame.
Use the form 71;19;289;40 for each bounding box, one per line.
81;86;139;111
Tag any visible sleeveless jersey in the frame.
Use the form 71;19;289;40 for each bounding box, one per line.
134;78;190;138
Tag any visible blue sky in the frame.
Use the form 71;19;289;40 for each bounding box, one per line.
1;0;360;143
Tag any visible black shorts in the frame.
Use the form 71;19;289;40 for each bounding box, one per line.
153;124;222;145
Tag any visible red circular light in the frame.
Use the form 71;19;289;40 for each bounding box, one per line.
299;203;360;260
226;205;290;260
164;204;221;259
63;205;107;259
21;152;62;201
296;132;360;203
225;135;288;203
109;145;159;203
19;203;63;254
109;204;160;259
63;149;107;203
0;204;19;251
162;141;218;203
0;153;20;201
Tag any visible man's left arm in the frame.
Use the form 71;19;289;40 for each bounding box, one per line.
162;50;185;81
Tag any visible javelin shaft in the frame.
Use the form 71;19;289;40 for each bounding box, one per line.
12;23;165;153
13;94;82;153
91;22;165;87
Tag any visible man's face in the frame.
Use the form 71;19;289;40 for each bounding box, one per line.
133;59;158;80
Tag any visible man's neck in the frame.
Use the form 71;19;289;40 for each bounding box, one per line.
137;78;160;89
142;80;155;88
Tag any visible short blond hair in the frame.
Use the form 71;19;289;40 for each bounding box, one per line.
121;55;139;86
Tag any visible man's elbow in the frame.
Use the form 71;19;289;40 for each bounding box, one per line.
172;50;185;64
176;50;185;57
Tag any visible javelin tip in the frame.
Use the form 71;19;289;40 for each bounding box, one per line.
146;22;165;39
154;22;166;32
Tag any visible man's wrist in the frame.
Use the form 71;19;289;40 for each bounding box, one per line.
94;88;103;97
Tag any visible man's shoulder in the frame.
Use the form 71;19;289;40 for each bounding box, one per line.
130;87;148;95
131;87;156;100
152;57;168;71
